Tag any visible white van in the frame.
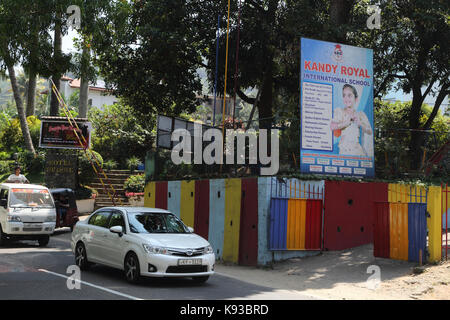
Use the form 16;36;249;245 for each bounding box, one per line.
0;183;56;246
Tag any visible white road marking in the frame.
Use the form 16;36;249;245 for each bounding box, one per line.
38;268;143;300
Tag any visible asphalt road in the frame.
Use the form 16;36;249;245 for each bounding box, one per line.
0;229;317;300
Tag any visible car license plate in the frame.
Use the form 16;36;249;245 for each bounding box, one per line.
178;259;202;266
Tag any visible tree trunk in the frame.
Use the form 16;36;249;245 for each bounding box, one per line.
79;44;90;118
329;0;354;42
50;13;62;116
7;63;36;155
26;67;37;117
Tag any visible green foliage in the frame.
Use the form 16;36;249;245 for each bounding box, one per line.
75;185;98;200
123;174;145;193
0;115;41;153
0;151;9;160
89;102;155;168
0;160;13;175
103;159;118;171
90;0;202;116
374;99;450;179
126;156;141;173
18;150;45;174
78;150;103;185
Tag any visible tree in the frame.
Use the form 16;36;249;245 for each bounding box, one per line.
349;0;450;170
90;0;204;117
0;0;35;154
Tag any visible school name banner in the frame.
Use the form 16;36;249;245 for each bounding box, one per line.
300;38;375;177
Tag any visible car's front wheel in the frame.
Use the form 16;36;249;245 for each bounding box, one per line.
192;276;209;284
124;252;141;284
75;242;91;270
38;235;50;247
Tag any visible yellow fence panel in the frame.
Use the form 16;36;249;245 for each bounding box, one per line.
223;178;242;263
388;184;409;203
389;203;409;261
427;186;442;262
144;182;156;208
286;199;307;250
180;180;195;228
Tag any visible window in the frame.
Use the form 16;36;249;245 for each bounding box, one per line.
89;211;111;228
127;212;189;234
9;188;54;208
109;211;125;230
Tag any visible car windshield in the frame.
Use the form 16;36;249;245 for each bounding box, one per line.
127;212;189;234
9;188;54;208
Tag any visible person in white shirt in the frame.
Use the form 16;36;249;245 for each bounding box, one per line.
6;166;29;184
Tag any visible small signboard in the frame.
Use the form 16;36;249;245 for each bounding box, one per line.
156;115;215;150
39;117;91;150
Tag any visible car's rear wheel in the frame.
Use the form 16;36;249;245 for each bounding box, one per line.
75;242;90;270
192;276;209;284
38;235;50;247
124;252;141;284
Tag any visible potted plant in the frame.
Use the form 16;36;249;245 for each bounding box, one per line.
75;185;98;214
123;174;145;206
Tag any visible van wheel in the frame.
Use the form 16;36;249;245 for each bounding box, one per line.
124;252;141;284
38;235;50;247
192;276;209;284
0;226;6;246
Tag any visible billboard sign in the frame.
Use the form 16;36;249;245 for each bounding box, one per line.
300;38;375;177
39;119;91;150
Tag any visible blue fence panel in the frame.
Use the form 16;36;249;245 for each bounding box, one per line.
269;198;288;250
408;203;427;263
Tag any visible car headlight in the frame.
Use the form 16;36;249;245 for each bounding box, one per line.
45;215;56;222
7;215;21;222
204;245;213;254
142;244;169;255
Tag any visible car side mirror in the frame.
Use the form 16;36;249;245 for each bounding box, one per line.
187;226;194;233
0;199;7;209
110;225;123;237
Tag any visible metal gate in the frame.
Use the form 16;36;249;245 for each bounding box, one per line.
269;178;324;251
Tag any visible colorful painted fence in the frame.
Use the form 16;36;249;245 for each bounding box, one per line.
268;178;323;251
323;181;387;251
373;184;445;263
143;178;445;266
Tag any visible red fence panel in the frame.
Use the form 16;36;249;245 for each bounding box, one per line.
239;178;258;266
305;199;322;250
194;180;210;240
373;202;390;258
324;181;380;251
155;181;168;209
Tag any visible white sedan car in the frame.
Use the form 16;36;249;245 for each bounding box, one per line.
71;207;215;284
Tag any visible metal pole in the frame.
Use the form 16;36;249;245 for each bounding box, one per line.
212;14;220;127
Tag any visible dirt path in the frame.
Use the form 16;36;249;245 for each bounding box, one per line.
215;244;450;300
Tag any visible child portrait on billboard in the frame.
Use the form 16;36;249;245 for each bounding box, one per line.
330;84;373;156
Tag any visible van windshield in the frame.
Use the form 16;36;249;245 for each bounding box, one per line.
9;188;54;208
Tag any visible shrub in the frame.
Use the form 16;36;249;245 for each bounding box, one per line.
103;159;118;171
0;160;14;175
123;174;145;193
126;156;141;173
18;150;45;174
75;185;98;200
78;150;103;185
0;151;10;160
